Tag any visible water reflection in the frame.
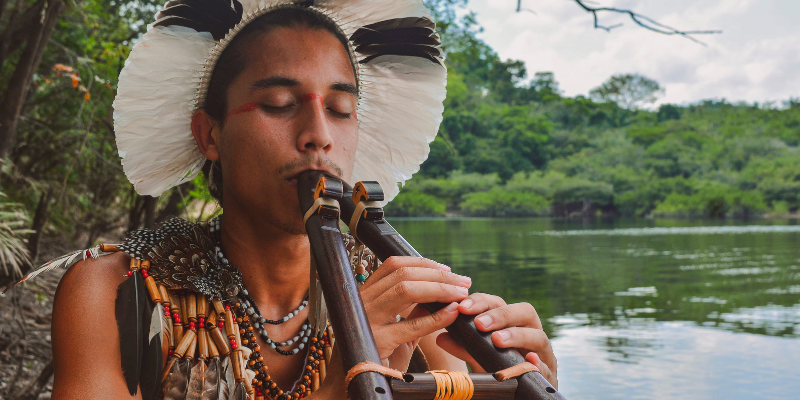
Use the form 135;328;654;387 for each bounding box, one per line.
390;217;800;399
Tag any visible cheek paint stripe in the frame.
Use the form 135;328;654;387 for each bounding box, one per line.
351;111;358;121
301;93;323;103
227;102;258;117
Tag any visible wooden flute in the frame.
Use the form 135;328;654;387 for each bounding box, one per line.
298;170;566;400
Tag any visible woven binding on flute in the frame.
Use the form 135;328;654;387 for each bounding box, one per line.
426;370;474;400
492;361;540;382
344;361;404;389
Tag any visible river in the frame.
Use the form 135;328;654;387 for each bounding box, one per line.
388;217;800;400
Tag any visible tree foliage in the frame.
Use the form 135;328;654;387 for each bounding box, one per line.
589;74;664;110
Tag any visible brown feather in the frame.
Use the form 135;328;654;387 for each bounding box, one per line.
202;358;221;400
161;358;191;400
232;381;246;400
186;360;206;400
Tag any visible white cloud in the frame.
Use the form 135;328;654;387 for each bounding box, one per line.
466;0;800;105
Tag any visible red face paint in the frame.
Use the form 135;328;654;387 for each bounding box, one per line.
227;102;258;117
301;93;323;103
351;111;358;121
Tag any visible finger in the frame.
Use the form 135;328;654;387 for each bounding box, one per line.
525;352;558;390
361;265;471;303
367;256;451;284
457;293;506;315
435;332;482;373
473;302;541;331
390;302;460;346
491;327;556;371
367;281;469;319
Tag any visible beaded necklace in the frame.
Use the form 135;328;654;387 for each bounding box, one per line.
205;216;379;399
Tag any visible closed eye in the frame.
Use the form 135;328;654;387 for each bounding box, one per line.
261;104;295;113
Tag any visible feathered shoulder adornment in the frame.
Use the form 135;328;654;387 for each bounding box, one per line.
117;217;242;300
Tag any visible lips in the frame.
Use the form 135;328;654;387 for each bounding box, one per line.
284;168;337;188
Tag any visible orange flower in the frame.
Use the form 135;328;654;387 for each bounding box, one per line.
84;92;91;102
70;74;80;88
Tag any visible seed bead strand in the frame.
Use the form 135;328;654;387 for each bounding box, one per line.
231;300;328;399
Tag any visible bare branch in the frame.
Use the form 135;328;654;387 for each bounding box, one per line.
516;0;722;45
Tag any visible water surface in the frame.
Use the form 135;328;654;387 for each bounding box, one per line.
388;218;800;400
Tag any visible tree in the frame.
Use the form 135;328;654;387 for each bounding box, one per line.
590;74;664;110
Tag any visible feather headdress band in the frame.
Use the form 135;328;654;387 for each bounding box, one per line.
113;0;447;201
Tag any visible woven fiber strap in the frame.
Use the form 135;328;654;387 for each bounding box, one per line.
492;362;540;382
348;200;382;242
344;361;404;390
303;197;340;225
426;370;474;400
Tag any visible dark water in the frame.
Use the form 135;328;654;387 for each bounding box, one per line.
388;217;800;400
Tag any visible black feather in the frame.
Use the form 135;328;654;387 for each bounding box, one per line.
115;271;147;395
139;304;162;400
350;17;442;65
153;0;243;41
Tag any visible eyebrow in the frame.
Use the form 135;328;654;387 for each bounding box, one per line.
331;82;359;97
249;75;358;97
249;76;300;93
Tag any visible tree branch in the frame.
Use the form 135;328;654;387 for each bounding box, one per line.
517;0;722;45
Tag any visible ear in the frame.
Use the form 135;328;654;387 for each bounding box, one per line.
191;109;221;161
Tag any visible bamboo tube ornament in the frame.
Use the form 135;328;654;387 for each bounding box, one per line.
140;261;161;304
158;284;170;308
212;299;226;316
208;331;220;358
99;243;119;252
198;328;209;360
173;329;197;358
179;296;189;329
187;293;197;322
197;294;208;319
207;311;231;356
184;334;197;360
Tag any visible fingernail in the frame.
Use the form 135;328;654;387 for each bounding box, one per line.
446;302;459;312
440;263;451;271
459;275;472;285
476;315;492;328
461;299;473;309
497;330;510;341
458;287;469;295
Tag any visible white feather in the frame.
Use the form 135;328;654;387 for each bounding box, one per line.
113;0;446;202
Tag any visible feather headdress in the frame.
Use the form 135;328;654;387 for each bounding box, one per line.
113;0;447;202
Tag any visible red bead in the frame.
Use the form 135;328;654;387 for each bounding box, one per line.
173;312;179;319
225;305;231;310
86;250;91;258
175;318;181;324
199;322;204;328
164;306;170;312
141;269;149;278
126;271;133;277
189;322;196;330
230;339;236;345
168;349;174;355
231;343;238;349
199;317;205;323
164;312;170;317
218;321;224;328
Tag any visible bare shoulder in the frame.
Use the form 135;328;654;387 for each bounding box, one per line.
52;251;137;398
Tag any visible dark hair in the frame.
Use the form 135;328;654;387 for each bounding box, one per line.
201;6;356;204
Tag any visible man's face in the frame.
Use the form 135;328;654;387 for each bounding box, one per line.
214;27;358;234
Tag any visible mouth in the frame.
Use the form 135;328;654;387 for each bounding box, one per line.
284;168;337;188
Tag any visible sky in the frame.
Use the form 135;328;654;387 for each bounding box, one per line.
466;0;800;107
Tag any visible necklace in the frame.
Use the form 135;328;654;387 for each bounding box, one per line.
238;291;313;355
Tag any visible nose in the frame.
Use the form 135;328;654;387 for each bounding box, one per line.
296;94;333;153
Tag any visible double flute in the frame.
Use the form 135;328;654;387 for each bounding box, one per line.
298;170;565;400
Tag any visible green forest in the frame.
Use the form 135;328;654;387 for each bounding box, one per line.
386;3;800;218
0;0;798;281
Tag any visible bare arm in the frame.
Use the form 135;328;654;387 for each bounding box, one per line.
51;252;141;399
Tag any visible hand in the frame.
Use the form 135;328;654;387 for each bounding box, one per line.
358;256;472;371
436;293;558;389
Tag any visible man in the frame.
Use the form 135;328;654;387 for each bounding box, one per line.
40;1;557;398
